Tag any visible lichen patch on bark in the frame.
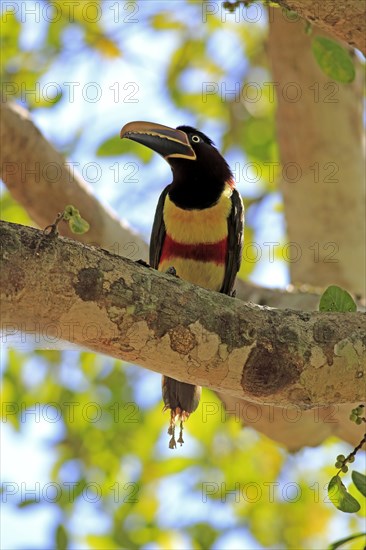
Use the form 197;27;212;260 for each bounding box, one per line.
169;325;196;355
0;226;21;258
125;320;152;352
334;339;363;368
74;268;104;301
309;347;327;369
1;265;25;297
242;343;302;397
189;321;220;362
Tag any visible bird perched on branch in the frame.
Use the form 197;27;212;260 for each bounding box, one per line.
120;121;244;448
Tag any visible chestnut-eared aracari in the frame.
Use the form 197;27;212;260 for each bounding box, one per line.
120;121;244;448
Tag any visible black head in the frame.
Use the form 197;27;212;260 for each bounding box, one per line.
170;125;232;208
120;121;233;209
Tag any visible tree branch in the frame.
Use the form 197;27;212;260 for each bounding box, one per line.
1;100;329;311
0;101;147;259
2;221;365;408
271;0;366;55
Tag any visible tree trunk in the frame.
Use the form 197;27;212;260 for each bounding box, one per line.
271;0;366;55
268;7;365;296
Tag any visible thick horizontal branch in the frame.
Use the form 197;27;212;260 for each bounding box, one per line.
0;101;332;312
272;0;366;55
1;221;365;408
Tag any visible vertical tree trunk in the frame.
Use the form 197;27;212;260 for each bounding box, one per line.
263;6;365;446
268;7;365;296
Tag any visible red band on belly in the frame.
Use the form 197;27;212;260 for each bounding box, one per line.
160;234;227;264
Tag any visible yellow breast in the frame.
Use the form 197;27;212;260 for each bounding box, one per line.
158;257;225;291
163;183;233;245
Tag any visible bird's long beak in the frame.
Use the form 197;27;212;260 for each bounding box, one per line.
120;121;196;161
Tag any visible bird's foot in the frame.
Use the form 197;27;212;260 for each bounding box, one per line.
177;421;184;446
166;409;188;448
165;266;179;278
168;414;177;449
231;289;236;298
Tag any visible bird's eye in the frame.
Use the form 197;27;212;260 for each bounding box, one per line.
191;135;200;143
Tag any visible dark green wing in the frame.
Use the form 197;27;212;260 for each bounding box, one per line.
220;188;244;295
149;185;171;269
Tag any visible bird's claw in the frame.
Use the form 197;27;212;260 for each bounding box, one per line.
168;415;177;448
166;266;179;277
177;421;184;446
167;410;186;448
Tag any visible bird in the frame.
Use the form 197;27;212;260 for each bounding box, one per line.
120;121;244;448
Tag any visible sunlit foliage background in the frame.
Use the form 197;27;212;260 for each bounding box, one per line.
1;1;364;548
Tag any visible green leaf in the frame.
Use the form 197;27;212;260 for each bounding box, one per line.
312;37;355;83
17;498;39;508
62;205;89;234
284;9;299;21
93;36;121;58
97;135;153;163
68;214;90;234
150;13;186;31
328;532;366;550
63;205;79;220
352;471;366;498
55;523;68;550
328;475;360;513
0;191;34;226
34;90;63;109
241;116;277;164
34;350;62;364
188;522;218;548
96;135;124;157
85;535;120;550
237;225;257;280
304;21;313;36
0;9;21;62
319;285;357;312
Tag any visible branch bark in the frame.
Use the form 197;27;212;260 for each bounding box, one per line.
2;221;365;408
271;0;366;55
1;100;328;312
268;8;366;296
0;101;147;260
